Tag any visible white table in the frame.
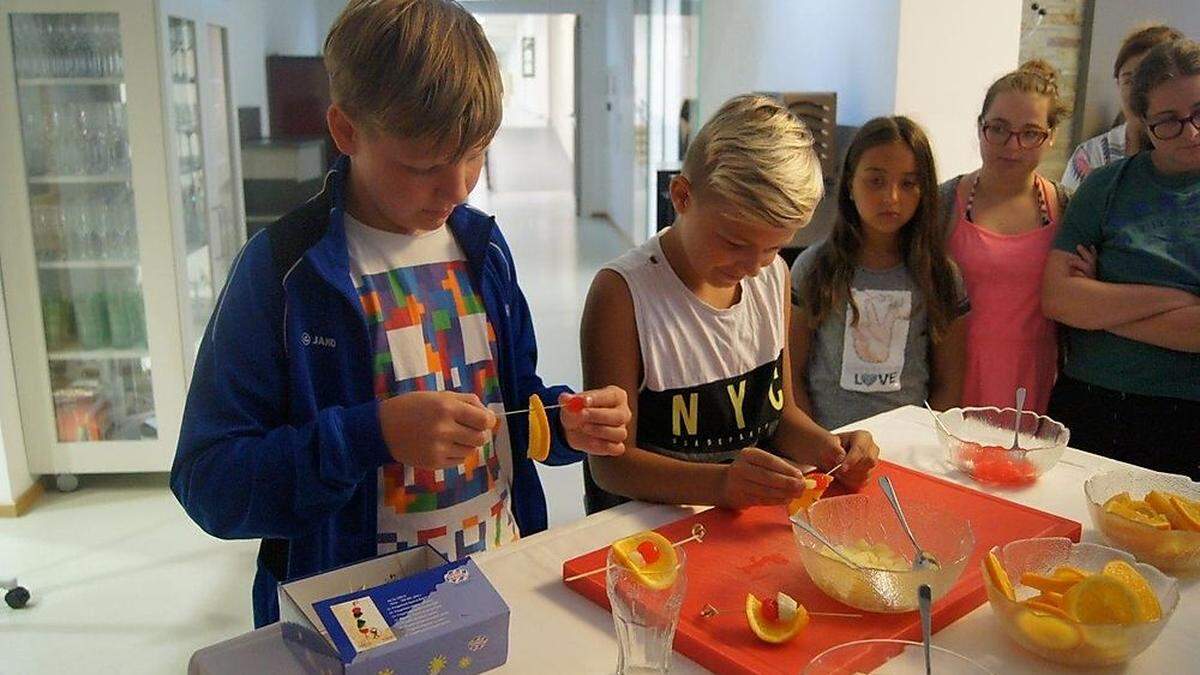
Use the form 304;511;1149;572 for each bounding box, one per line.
474;405;1200;674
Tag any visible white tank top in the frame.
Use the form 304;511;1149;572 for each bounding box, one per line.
604;232;788;463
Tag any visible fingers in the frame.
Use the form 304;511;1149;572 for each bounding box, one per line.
447;423;491;449
573;439;627;456
741;447;804;479
450;393;495;431
571;385;627;410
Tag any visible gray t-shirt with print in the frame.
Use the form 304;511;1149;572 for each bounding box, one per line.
791;245;969;430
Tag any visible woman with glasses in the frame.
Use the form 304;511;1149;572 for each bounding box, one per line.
1062;24;1184;191
938;60;1070;414
1043;39;1200;479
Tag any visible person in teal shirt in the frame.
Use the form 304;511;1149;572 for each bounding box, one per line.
1042;39;1200;478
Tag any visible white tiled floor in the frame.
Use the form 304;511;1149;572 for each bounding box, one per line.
0;138;631;673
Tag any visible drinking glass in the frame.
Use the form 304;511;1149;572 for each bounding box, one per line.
606;546;687;675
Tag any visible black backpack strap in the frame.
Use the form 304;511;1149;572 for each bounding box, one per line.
259;537;290;582
255;171;337;581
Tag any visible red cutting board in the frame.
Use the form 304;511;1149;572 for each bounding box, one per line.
562;461;1081;675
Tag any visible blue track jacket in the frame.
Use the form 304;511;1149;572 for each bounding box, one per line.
171;156;581;627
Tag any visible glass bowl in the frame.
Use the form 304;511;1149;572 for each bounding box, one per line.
983;537;1179;667
1084;469;1200;572
933;406;1069;485
802;638;994;674
791;494;974;613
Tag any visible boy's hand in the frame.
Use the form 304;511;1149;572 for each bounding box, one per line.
379;392;497;469
832;430;880;489
718;448;808;508
559;387;629;456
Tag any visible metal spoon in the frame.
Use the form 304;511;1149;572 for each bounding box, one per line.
1010;387;1027;451
789;514;864;570
878;475;940;571
923;400;951;436
919;583;933;675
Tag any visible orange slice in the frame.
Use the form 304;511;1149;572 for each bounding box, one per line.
985;550;1015;601
1062;575;1139;625
1015;608;1082;650
611;531;678;590
1022;599;1073;621
1145;491;1188;530
1169;496;1200;532
1031;591;1065;608
746;593;809;643
787;473;832;515
1051;565;1089;582
1103;492;1133;508
527;394;550;462
1020;571;1083;595
1104;498;1171;530
1101;560;1161;622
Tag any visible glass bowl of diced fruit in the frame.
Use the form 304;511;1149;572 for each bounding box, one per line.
791;493;974;613
982;537;1178;667
933;406;1070;485
1085;470;1200;573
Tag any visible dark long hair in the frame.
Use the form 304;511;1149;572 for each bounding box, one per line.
799;116;960;342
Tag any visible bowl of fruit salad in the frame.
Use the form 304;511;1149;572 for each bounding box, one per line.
982;537;1178;667
791;493;974;613
1085;469;1200;572
933;406;1069;485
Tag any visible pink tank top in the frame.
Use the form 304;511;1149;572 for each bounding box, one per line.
947;175;1059;414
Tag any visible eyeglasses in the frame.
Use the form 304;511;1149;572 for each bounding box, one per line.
979;121;1050;149
1147;110;1200;141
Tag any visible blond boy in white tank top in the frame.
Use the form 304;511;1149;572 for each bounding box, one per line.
581;95;881;514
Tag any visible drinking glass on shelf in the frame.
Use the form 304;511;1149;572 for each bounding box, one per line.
73;291;110;350
606;547;687;675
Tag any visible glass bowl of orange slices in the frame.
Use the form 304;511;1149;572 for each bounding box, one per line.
934;406;1069;485
791;494;974;613
1085;470;1200;573
983;537;1179;667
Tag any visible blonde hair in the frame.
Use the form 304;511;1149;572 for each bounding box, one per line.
323;0;502;159
682;94;824;227
979;59;1070;129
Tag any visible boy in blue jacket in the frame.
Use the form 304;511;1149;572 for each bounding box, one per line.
171;0;630;628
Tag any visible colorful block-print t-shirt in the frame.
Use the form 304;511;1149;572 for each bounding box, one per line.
344;213;519;561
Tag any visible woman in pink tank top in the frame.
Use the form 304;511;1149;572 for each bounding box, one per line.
942;60;1071;414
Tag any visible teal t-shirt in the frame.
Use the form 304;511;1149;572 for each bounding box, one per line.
1053;152;1200;401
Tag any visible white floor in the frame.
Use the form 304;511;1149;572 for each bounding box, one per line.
0;128;631;674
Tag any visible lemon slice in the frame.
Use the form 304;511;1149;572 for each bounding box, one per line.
1101;560;1161;622
745;593;809;643
527;394;550;462
1063;575;1139;625
1016;608;1082;650
611;531;677;590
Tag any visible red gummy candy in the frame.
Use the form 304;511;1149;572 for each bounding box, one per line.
762;597;780;623
565;395;586;413
636;539;661;564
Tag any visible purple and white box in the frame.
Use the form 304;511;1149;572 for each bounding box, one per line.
278;546;509;675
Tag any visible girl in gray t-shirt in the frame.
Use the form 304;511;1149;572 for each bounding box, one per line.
791;117;970;430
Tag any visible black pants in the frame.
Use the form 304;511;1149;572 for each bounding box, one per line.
1047;375;1200;480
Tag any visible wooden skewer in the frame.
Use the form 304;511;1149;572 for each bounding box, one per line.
699;603;861;619
502;402;564;416
564;525;707;582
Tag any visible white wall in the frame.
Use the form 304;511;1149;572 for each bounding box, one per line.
894;0;1023;180
547;14;577;162
1080;0;1200;141
697;0;901;127
221;0;322;138
0;263;34;506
